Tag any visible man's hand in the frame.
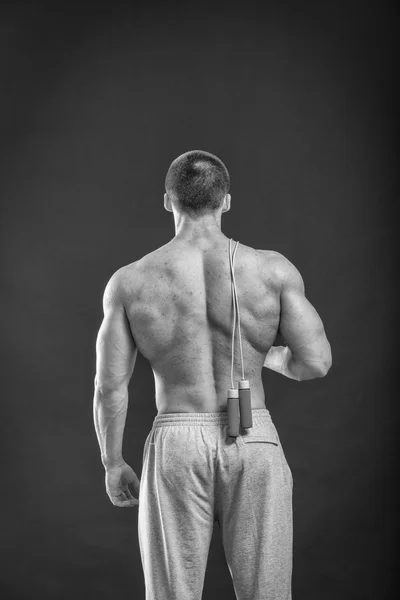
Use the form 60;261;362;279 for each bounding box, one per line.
263;346;301;381
105;461;141;508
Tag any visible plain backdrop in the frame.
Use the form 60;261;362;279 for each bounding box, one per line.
0;1;397;599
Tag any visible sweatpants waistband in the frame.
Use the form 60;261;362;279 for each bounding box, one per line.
152;408;271;428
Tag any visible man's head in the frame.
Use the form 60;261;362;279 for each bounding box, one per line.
164;150;231;220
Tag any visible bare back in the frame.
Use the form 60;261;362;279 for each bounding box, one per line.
122;236;282;414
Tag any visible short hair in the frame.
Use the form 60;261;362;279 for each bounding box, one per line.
165;150;230;218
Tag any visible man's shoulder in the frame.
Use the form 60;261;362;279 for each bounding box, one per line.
256;249;291;278
257;249;286;261
259;251;305;292
129;242;172;270
257;250;306;297
109;261;139;281
112;243;171;289
104;261;141;302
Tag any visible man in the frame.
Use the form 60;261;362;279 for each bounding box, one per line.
93;150;332;600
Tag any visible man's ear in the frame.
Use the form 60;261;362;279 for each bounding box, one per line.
222;193;231;213
164;193;172;212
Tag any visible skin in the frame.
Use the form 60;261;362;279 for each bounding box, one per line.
93;191;331;507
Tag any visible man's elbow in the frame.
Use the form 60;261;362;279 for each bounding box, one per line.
314;344;332;378
94;377;129;397
314;362;331;378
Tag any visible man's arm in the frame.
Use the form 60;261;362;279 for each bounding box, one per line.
93;269;138;469
264;252;332;381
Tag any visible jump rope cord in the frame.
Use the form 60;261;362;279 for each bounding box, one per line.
229;239;245;388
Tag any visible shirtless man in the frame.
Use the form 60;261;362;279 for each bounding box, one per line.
93;150;332;600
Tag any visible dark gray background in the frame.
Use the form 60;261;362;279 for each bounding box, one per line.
0;1;397;599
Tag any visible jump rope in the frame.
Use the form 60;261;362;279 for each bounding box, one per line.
227;238;253;437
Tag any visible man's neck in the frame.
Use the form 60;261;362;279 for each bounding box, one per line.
173;228;226;244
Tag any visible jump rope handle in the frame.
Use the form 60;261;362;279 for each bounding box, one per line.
227;389;240;437
239;379;252;429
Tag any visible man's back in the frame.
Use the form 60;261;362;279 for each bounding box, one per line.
122;235;282;414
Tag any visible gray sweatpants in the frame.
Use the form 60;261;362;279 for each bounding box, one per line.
138;408;293;600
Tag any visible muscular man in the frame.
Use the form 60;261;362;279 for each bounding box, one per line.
93;150;332;600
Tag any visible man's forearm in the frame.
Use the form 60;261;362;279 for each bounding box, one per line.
93;386;129;469
264;346;325;381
